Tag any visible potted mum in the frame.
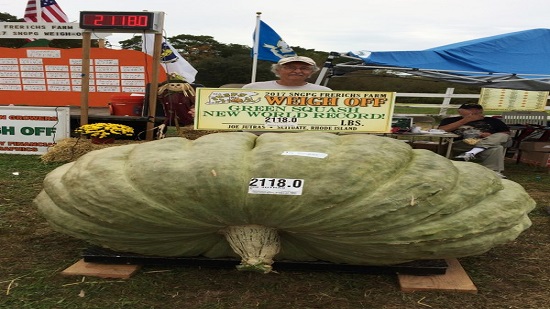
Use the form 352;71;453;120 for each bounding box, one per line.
75;122;135;144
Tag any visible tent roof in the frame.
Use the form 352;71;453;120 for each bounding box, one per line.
326;29;550;90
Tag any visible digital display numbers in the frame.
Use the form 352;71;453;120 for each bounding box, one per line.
79;11;161;31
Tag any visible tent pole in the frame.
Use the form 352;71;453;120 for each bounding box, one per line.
315;52;339;85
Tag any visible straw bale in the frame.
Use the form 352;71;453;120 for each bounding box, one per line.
40;138;142;163
42;128;236;163
177;125;226;140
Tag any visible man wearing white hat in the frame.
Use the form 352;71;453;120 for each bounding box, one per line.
242;56;331;90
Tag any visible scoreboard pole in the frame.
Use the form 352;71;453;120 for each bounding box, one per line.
80;31;92;125
145;33;164;141
78;11;165;140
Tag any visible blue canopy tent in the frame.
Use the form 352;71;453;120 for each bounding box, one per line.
317;28;550;90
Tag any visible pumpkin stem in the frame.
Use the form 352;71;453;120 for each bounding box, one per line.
222;225;280;273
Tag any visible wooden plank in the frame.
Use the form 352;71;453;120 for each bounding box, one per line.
61;259;141;279
398;258;478;293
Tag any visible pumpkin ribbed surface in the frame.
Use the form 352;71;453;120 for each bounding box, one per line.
34;132;535;269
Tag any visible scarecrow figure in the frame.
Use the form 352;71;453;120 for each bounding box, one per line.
157;73;196;134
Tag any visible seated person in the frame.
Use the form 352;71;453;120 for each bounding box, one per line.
438;103;510;178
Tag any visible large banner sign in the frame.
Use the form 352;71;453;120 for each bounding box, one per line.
0;22;111;40
195;89;396;133
0;106;70;155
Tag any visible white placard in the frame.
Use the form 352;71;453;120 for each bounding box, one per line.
21;71;44;78
45;65;69;71
46;72;70;78
281;151;328;159
248;178;304;195
96;79;120;86
0;72;20;77
72;86;97;92
22;79;46;84
47;79;70;85
121;80;144;86
122;87;146;93
20;58;43;64
94;66;119;72
47;85;70;91
95;73;120;79
0;78;21;84
27;50;61;58
0;65;19;71
20;65;44;71
121;66;145;72
0;58;18;64
95;59;119;65
97;86;120;92
70;66;94;72
23;85;46;91
121;73;145;79
0;85;22;90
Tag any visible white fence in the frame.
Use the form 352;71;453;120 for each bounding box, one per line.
395;88;550;116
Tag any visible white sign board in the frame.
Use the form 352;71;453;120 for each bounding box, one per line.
0;22;111;40
0;106;70;155
478;88;549;111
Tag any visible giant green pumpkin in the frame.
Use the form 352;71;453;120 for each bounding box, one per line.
35;132;535;272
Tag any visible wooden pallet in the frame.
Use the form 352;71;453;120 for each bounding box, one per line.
398;258;478;293
61;259;141;279
61;257;477;294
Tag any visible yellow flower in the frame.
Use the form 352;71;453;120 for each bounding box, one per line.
75;123;134;138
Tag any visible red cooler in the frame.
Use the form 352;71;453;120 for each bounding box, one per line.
109;94;144;116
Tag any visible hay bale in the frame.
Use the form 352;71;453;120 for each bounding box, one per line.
40;138;141;163
42;128;236;163
177;125;226;140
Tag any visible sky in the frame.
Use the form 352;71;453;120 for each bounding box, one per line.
2;0;549;52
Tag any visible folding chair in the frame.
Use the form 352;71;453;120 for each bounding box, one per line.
501;111;549;163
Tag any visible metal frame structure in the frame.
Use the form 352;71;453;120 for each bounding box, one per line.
315;49;550;91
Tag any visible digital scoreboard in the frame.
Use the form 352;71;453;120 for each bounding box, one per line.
79;11;164;32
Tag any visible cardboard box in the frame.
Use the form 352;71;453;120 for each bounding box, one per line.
519;141;550;152
517;150;550;167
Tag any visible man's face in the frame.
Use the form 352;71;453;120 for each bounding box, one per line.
277;61;314;81
458;108;482;117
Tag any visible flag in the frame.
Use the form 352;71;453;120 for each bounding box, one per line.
24;0;69;23
254;20;296;62
142;34;198;83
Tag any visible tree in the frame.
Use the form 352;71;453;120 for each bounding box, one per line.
0;12;27;48
119;34;260;86
118;36;142;51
